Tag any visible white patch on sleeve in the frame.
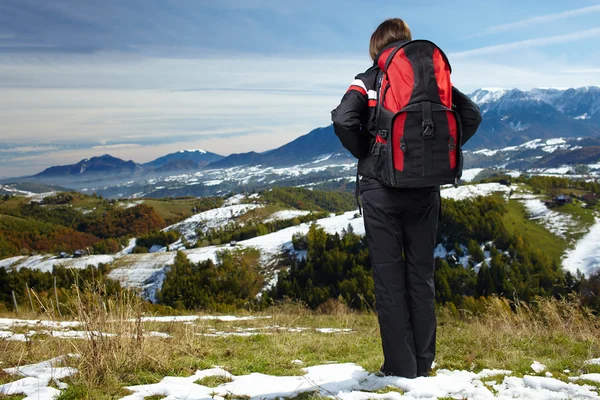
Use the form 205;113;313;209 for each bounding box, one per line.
350;79;367;92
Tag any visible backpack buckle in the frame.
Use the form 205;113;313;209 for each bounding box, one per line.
422;122;435;139
377;129;389;140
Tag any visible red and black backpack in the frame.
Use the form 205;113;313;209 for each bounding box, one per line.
373;40;463;188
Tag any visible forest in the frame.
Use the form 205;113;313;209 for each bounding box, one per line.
1;177;600;314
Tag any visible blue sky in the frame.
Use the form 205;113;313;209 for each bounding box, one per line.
1;0;599;177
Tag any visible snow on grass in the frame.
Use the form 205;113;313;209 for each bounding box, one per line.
223;193;246;206
120;367;233;400
164;203;261;241
571;374;600;383
315;328;354;334
118;362;600;400
107;252;176;302
0;255;27;269
136;315;272;323
460;168;485;182
118;238;137;255
562;218;600;276
26;191;57;203
117;200;143;209
3;254;117;274
520;199;577;239
263;210;311;223
0;330;28;341
0;317;81;330
531;361;547;373
441;183;512;201
0;355;78;400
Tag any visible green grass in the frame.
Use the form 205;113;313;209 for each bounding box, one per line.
236;204;283;224
0;297;599;399
142;198;201;223
504;200;567;263
195;375;232;386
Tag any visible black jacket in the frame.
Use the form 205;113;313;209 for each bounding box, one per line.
331;65;482;180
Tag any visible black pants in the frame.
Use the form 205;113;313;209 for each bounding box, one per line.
361;180;439;378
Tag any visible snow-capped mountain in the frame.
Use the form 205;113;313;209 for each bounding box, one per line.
467;87;600;149
5;86;600;197
143;149;224;172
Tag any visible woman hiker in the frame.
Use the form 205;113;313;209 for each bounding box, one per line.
331;18;482;378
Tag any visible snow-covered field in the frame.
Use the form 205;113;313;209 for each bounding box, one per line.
460;168;485;182
3;355;600;400
441;182;512;201
563;218;600;276
165;203;261;243
520;199;580;239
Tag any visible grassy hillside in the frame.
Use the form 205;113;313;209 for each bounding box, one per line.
0;298;598;399
503;200;567;264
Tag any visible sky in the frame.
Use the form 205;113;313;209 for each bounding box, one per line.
1;0;600;177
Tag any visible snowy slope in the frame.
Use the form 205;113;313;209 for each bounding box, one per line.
520;199;580;239
563;218;600;276
164;203;261;243
441;183;512;201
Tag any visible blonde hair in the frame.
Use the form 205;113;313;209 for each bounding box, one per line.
369;18;412;61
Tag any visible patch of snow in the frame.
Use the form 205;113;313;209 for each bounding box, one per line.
473;149;498;156
179;149;207;154
563;218;600;276
531;361;547;373
0;318;81;330
460;168;485;182
203;179;224;186
164;203;261;244
263;210;311;223
584;358;600;366
136;315;272;323
315;328;354;334
505;170;522;178
120;362;599;400
27;192;57;203
441;183;512;201
223;194;247;206
520;199;578;239
119;238;137;255
120;367;232;400
434;244;448;258
541;166;571;174
118;200;143;209
148;244;167;253
546;138;567;146
575;113;590;120
571;373;600;383
312;153;333;163
0;355;78;400
521;139;543;149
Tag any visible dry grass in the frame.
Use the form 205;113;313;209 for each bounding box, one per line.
0;296;599;399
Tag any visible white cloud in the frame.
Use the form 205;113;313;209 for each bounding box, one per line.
474;4;600;37
452;27;600;58
0;145;59;153
91;144;141;150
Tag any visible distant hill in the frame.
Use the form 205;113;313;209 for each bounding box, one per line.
206;125;352;169
533;146;600;169
143;149;224;172
35;154;143;178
